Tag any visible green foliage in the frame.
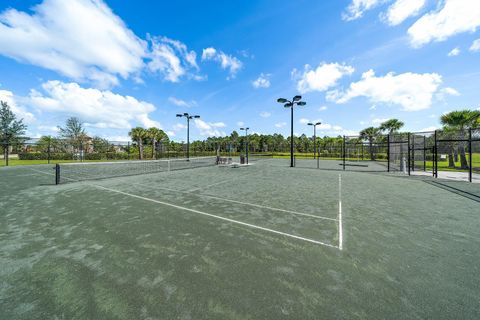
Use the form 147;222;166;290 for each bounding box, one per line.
379;119;404;134
0;100;27;144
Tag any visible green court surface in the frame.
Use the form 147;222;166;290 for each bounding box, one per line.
1;159;479;319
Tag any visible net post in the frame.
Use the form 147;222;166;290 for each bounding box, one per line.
469;128;472;183
407;132;411;176
342;136;346;171
387;134;390;172
55;164;60;185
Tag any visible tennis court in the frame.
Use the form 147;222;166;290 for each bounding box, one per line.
1;158;480;319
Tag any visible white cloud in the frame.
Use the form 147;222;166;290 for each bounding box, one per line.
168;96;197;108
318;106;328;111
0;0;146;88
408;0;480;47
259;111;271;118
201;47;242;78
299;118;322;125
442;87;460;96
237;121;245;127
37;125;60;132
384;0;426;26
252;73;271;88
0;89;35;123
328;70;443;111
447;47;460;57
147;36;200;82
436;87;460;101
343;0;382;21
299;118;309;125
275;122;287;128
28;80;160;129
194;119;226;137
372;118;389;124
173;123;187;131
470;39;480;52
294;62;354;94
201;47;217;60
315;122;357;136
419;126;437;132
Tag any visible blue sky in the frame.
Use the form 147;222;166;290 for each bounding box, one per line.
1;0;479;142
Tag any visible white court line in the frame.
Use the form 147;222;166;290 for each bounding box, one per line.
132;182;337;221
94;184;338;248
29;167;55;176
338;174;343;251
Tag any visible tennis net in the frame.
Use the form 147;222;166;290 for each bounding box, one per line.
55;156;218;184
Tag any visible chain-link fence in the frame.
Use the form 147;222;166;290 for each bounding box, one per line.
2;128;479;182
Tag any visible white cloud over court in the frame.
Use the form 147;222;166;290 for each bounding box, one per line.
294;62;354;94
0;0;146;88
201;47;242;78
327;70;447;111
27;80;160;129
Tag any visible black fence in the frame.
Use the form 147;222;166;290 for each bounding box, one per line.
2;128;479;182
0;138;221;166
292;128;479;182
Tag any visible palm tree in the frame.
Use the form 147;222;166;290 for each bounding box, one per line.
129;127;147;160
379;119;404;134
146;127;168;159
440;110;480;169
359;127;380;160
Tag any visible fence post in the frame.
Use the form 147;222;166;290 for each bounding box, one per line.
434;130;438;178
407;132;411;176
411;134;415;172
47;140;51;164
342;136;346;171
387;134;390;172
469;128;472;183
423;135;426;172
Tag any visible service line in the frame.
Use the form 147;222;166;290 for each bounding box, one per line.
94;184;338;248
338;174;343;250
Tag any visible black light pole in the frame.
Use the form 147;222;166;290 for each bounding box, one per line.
307;122;321;159
176;113;200;159
240;127;249;164
277;95;306;167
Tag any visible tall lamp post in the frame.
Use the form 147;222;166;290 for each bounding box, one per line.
307;122;321;159
277;95;306;167
240;127;249;164
176;113;200;159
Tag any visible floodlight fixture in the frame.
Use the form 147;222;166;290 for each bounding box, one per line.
276;95;307;167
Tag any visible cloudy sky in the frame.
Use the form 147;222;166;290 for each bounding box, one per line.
0;0;479;141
